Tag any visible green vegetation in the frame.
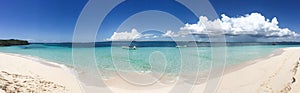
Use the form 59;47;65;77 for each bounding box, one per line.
0;39;29;46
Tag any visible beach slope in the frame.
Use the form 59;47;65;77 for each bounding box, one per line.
210;47;300;93
0;53;82;93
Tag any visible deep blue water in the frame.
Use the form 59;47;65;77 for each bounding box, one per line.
33;41;300;48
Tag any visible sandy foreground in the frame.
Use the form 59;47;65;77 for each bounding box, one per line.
214;47;300;93
0;53;83;93
0;47;300;93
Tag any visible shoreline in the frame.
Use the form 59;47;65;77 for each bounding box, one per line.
1;53;77;75
223;48;284;76
0;47;300;93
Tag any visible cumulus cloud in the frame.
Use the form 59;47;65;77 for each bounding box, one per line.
107;28;160;41
107;28;142;41
168;13;298;38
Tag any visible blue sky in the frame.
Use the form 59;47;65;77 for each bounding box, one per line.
0;0;87;42
0;0;299;42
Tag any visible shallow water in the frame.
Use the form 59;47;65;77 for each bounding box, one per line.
0;43;299;74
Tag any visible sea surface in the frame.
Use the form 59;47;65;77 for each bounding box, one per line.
0;42;300;75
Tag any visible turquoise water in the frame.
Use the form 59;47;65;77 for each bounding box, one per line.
0;44;299;74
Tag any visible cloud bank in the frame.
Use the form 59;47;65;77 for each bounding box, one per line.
167;13;298;39
108;13;298;41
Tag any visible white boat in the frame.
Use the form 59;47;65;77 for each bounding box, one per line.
122;46;137;50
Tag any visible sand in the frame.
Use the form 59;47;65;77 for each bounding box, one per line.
1;47;300;93
213;47;300;93
0;53;83;93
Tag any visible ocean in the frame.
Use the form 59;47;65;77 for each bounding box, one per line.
0;42;299;75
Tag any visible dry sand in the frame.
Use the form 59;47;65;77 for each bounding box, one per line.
1;47;300;93
0;53;83;93
213;47;300;93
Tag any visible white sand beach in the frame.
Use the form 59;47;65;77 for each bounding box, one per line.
213;47;300;93
0;53;83;93
0;47;300;93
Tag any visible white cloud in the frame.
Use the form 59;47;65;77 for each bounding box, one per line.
168;12;298;38
107;29;160;41
162;30;177;37
107;28;142;41
162;30;191;37
143;34;159;39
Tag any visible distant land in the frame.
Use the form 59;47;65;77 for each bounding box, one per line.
0;39;29;46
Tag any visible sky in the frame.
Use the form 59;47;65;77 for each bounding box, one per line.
0;0;299;42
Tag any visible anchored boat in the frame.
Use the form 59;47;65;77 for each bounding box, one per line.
122;46;137;50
